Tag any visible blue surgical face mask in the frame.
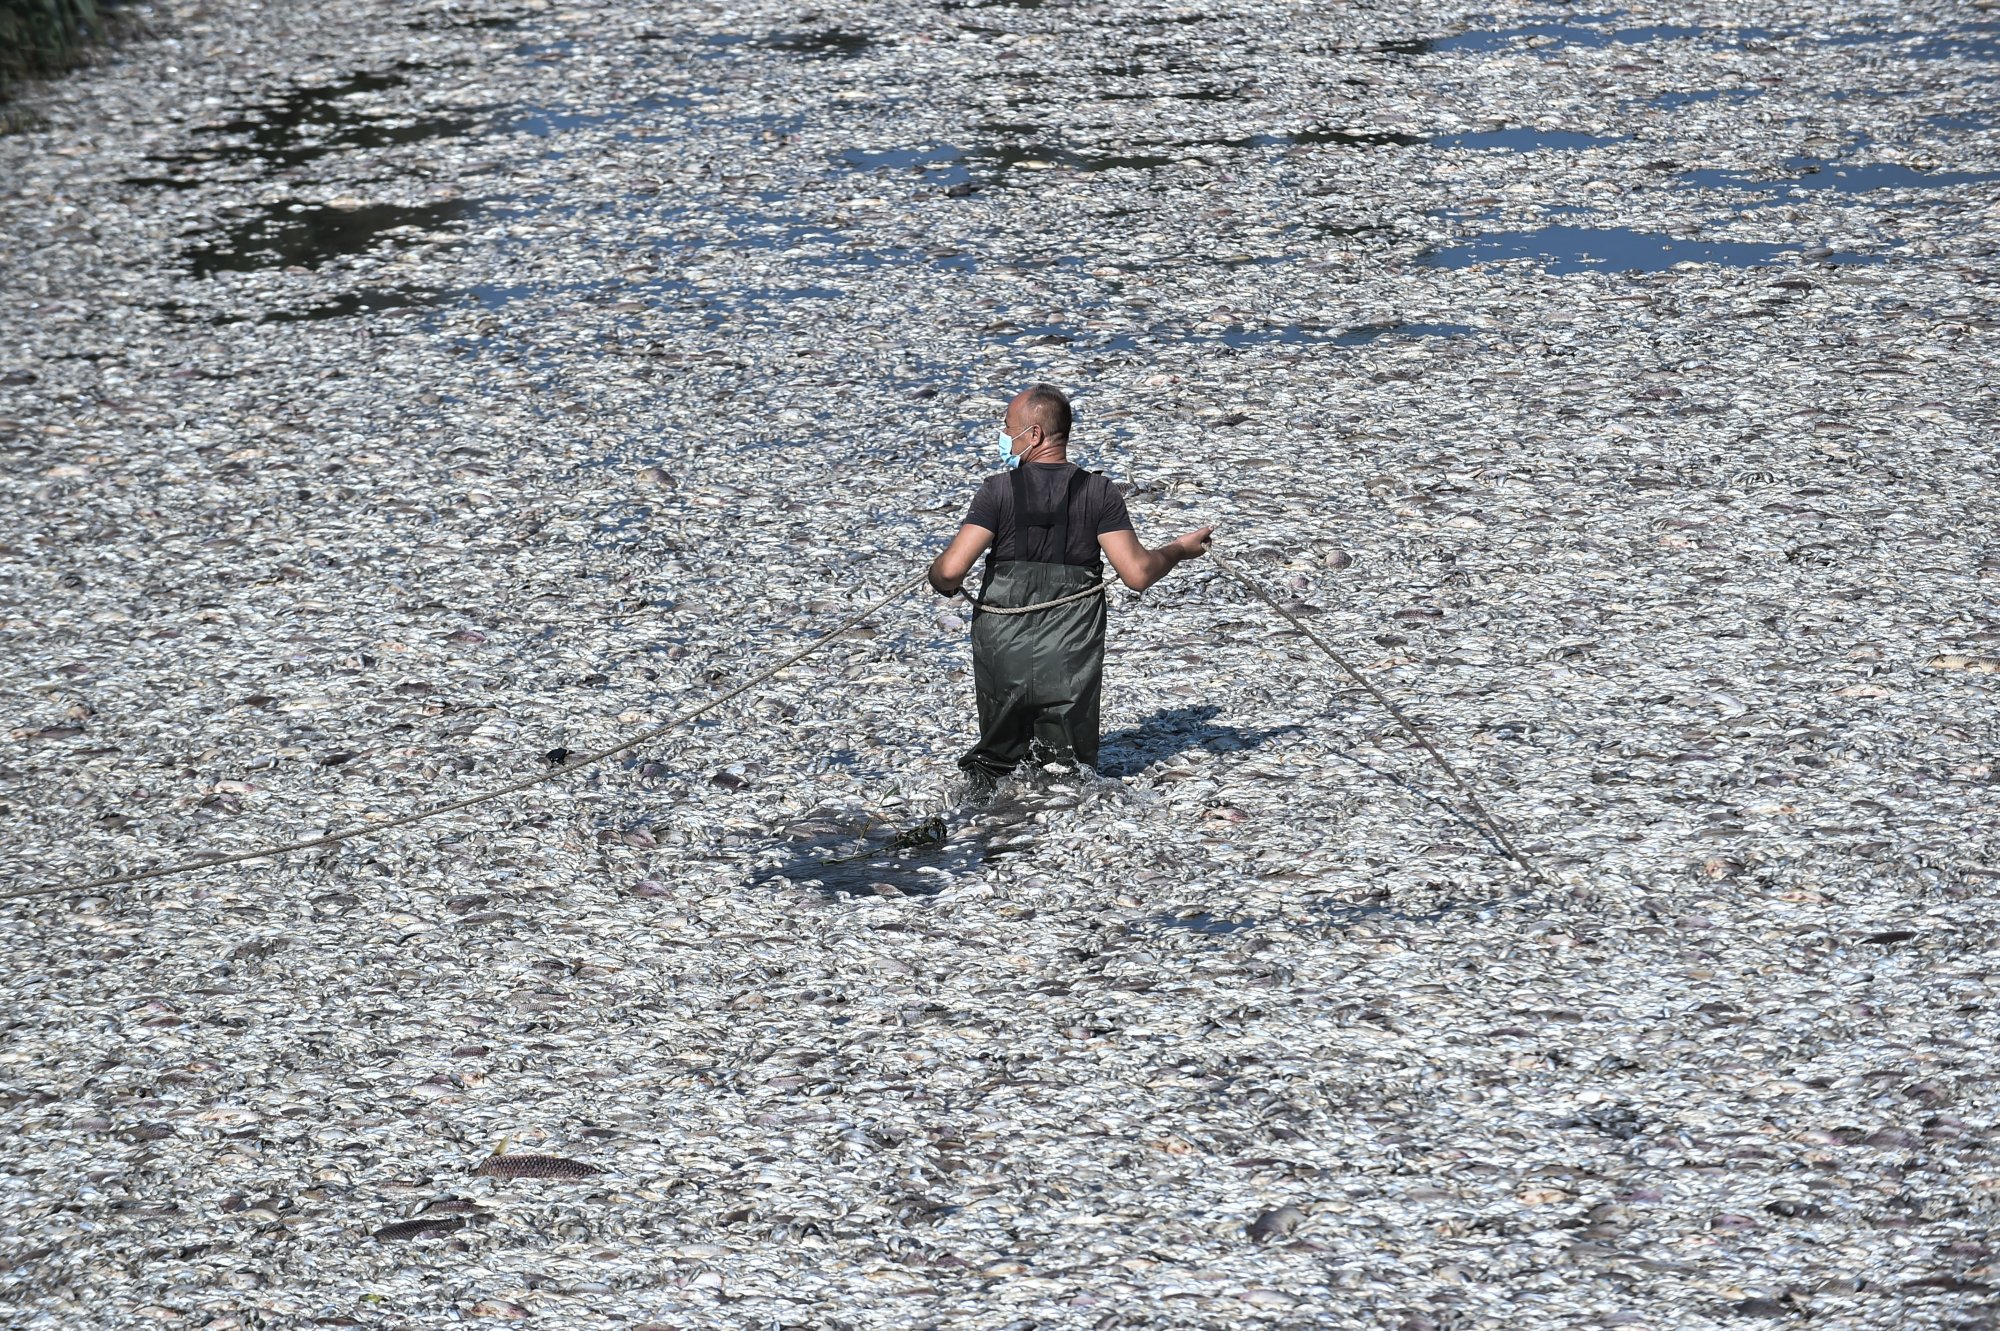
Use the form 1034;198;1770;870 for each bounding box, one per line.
996;425;1026;471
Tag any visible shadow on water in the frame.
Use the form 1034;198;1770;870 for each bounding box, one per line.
1420;224;1884;273
1096;704;1303;778
750;784;1078;898
185;198;479;278
751;813;987;899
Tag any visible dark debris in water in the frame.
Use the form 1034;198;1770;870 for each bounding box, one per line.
752;807;996;899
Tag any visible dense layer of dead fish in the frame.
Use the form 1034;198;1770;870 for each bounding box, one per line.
2;0;1996;1326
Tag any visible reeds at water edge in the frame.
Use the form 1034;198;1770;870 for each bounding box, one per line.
2;0;115;105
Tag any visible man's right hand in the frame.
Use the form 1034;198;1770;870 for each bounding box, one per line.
1175;527;1215;559
1101;526;1215;592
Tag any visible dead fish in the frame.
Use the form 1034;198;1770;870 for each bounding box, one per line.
1925;654;2000;673
1246;1204;1304;1242
472;1153;603;1179
374;1216;467;1242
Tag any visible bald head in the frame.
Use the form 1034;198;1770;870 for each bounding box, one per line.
1007;383;1072;443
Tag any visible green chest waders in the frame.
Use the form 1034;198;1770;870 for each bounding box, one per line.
961;466;1109;781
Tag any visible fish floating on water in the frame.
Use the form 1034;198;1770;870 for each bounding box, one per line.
471;1153;604;1180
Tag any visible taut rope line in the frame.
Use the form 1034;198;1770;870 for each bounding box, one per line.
1;573;932;903
5;547;1544;902
1210;550;1547;885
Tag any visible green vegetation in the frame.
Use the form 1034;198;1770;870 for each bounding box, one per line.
1;0;114;100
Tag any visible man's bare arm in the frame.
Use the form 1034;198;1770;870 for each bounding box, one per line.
1099;526;1214;592
929;524;995;595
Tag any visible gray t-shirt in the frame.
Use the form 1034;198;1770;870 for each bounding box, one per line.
963;462;1133;567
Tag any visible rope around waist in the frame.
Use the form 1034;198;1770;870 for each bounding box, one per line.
960;578;1113;616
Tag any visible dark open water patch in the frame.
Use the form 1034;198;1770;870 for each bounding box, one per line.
1430;129;1628;152
760;29;877;57
132;70;477;182
1680;160;2000;197
1203;128;1428;150
407;11;524;31
503;89;699;139
1094;85;1254;103
1421;225;1884;273
1429;16;1775;53
185;199;479;278
1820;22;2000;62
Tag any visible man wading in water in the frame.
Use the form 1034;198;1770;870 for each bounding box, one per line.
929;384;1214;793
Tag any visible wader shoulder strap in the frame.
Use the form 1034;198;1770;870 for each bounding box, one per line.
1000;465;1091;564
1053;466;1089;566
984;466;1094;595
